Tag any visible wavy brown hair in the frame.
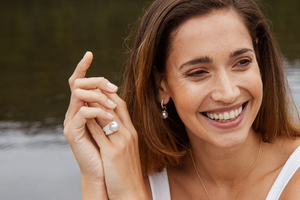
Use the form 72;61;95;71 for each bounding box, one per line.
121;0;300;175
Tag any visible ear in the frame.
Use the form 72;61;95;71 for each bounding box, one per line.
154;67;171;105
158;78;171;105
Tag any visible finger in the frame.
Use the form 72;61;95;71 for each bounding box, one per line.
73;77;118;94
92;104;135;146
85;92;135;143
65;88;116;127
69;51;93;92
86;104;125;142
105;92;136;133
73;89;117;110
86;119;111;149
65;90;116;127
64;97;86;127
65;106;115;138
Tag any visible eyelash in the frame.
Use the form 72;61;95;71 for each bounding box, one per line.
186;70;208;77
235;59;252;67
186;59;252;77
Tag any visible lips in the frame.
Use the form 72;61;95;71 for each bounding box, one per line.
202;102;246;123
201;102;248;129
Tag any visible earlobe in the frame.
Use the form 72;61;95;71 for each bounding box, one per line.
159;79;170;120
161;98;169;119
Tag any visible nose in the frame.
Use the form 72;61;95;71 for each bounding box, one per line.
211;71;240;104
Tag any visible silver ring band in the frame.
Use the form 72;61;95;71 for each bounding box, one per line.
103;121;119;136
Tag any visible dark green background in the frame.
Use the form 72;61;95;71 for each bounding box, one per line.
0;0;299;129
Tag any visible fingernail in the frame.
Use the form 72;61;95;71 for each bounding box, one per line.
107;112;114;119
108;99;117;108
107;82;118;90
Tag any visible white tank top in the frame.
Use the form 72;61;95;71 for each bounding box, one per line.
148;145;300;200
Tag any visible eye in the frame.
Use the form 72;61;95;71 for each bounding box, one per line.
187;70;208;77
235;59;252;67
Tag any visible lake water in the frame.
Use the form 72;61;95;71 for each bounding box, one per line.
0;0;300;199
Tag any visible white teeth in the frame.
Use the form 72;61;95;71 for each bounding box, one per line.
230;110;235;118
224;112;229;120
235;109;239;116
219;113;224;120
214;114;219;120
205;105;243;121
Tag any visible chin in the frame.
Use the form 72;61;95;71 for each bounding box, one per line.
209;130;251;149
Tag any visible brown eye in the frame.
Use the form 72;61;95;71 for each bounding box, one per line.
187;70;207;77
236;59;251;66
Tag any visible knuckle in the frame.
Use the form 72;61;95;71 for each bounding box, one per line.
63;119;67;128
109;148;121;160
118;99;127;107
99;76;107;82
123;131;136;146
73;78;81;88
98;77;108;87
78;106;88;115
63;125;70;138
73;88;81;98
68;76;74;87
118;139;128;152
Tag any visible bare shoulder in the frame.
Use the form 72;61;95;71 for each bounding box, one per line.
268;137;300;158
279;168;300;199
281;137;300;156
275;138;300;199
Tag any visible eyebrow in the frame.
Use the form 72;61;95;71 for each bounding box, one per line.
179;56;213;70
179;48;253;70
230;48;253;58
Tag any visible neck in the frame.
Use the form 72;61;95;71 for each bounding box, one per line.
186;129;261;186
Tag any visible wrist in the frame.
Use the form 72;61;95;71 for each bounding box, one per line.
81;175;108;200
120;183;150;200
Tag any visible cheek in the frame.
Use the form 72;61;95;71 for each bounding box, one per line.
241;67;263;105
169;80;208;116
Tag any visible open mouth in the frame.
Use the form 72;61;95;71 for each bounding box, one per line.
202;102;247;123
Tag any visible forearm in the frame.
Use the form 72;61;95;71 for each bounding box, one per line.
81;176;108;200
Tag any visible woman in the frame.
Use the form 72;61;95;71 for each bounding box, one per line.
64;0;300;199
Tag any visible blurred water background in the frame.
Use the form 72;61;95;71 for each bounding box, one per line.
0;0;299;199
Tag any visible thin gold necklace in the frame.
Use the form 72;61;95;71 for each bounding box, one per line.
190;140;262;200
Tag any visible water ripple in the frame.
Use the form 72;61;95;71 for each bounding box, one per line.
0;121;67;151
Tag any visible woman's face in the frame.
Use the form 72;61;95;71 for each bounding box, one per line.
160;9;263;148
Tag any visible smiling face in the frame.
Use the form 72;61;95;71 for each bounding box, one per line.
159;9;263;148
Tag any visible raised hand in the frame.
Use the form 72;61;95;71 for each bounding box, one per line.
86;92;149;200
64;52;148;200
63;52;118;199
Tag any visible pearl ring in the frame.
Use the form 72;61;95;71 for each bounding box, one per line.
103;121;119;136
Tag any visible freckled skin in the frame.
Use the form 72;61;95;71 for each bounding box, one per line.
160;10;263;149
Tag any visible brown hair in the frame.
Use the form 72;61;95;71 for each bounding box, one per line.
121;0;300;175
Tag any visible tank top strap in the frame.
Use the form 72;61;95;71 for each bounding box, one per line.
148;168;171;200
148;146;300;200
266;145;300;200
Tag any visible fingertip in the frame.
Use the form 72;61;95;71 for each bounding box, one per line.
83;51;93;58
78;51;92;65
107;82;118;92
107;99;117;109
107;112;115;119
79;51;93;71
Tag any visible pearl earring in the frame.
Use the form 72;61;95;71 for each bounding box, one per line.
161;99;168;119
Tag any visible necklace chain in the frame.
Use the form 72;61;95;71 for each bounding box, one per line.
190;140;262;200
